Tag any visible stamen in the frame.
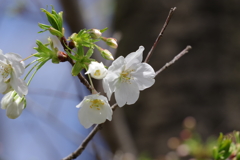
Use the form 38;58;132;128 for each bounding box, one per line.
89;99;104;110
0;64;12;79
94;70;101;76
119;69;134;83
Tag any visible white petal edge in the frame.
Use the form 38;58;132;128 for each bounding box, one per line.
10;74;28;97
125;46;144;69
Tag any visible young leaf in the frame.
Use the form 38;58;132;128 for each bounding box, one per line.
100;27;108;33
72;61;83;76
85;49;93;58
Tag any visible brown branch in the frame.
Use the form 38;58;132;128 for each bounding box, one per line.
144;7;177;63
62;103;118;160
58;35;94;93
67;57;94;93
155;45;192;76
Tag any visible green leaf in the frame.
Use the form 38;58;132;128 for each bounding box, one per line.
218;133;224;144
38;23;51;30
77;45;84;57
236;153;240;160
71;61;83;76
235;131;240;143
67;51;79;61
85;49;93;58
100;27;108;33
40;6;63;33
212;147;218;160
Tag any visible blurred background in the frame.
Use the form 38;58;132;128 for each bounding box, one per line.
1;0;240;160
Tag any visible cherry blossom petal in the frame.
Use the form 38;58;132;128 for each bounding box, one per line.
77;94;112;128
10;73;28;97
132;63;155;90
6;98;24;119
5;53;25;77
125;46;144;69
115;82;139;107
0;81;8;93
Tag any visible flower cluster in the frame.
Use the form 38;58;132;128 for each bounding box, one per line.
0;7;156;130
78;46;155;128
0;50;28;119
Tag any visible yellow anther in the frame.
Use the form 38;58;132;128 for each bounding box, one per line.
120;69;134;82
94;70;101;76
89;99;104;110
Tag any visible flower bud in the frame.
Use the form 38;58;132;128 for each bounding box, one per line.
101;37;118;49
95;46;114;60
89;29;102;39
1;91;26;119
85;61;108;79
68;41;75;49
101;49;114;60
57;51;68;62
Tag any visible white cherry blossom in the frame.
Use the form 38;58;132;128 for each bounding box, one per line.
102;46;155;107
85;61;108;79
1;90;26;119
0;50;28;97
77;94;112;128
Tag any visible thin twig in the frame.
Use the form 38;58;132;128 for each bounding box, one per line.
59;36;94;93
67;57;94;93
62;104;118;160
144;7;177;63
155;45;192;76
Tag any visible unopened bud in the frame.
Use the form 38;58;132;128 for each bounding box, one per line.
68;41;75;49
101;49;114;60
95;45;114;60
89;29;102;39
57;51;68;62
101;37;118;49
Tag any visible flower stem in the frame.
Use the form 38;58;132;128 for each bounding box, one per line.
25;59;38;69
24;61;41;81
86;69;96;94
22;53;38;62
27;61;47;86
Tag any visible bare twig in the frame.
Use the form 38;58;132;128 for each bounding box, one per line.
62;104;118;160
144;7;177;63
155;45;192;76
